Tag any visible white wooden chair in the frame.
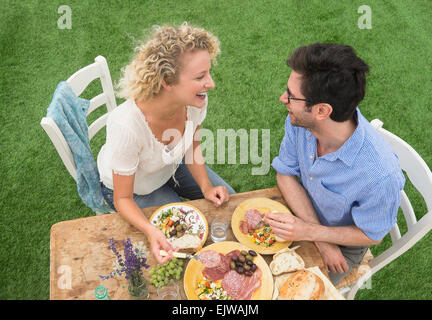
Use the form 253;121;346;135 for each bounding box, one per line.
339;119;432;299
40;56;117;213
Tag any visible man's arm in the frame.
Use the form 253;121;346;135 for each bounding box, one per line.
272;173;380;246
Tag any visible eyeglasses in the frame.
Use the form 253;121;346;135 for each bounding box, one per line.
286;86;310;104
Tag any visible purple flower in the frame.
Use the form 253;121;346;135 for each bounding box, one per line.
99;238;149;281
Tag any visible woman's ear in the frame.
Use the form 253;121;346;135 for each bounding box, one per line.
161;80;173;91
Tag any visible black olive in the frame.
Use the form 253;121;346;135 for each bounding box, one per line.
169;229;177;237
231;255;238;261
238;255;246;263
246;260;253;266
248;250;257;257
174;220;180;227
237;267;244;274
244;271;252;277
251;263;257;272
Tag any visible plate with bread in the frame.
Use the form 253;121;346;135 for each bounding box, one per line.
270;246;345;300
231;197;293;254
150;203;208;252
183;241;274;300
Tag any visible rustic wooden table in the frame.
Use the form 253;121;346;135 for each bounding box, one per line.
50;187;326;300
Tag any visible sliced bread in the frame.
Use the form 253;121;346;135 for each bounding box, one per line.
170;234;202;252
270;247;305;275
277;269;325;300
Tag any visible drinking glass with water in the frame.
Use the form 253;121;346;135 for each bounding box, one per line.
211;216;229;242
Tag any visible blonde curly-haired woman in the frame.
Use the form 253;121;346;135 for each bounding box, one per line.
97;23;235;264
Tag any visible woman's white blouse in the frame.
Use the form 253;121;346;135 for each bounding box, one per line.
97;98;207;195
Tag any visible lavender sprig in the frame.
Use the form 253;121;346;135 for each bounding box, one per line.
99;238;149;281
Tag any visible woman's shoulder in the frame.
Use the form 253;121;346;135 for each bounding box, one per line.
108;99;142;126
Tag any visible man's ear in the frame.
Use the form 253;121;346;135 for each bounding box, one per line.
314;103;333;120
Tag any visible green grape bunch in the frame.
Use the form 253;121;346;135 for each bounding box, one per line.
149;257;184;288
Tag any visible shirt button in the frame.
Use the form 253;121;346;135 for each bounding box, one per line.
309;154;314;159
309;176;313;180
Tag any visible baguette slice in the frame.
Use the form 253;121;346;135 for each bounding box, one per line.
270;247;305;275
277;270;325;300
170;234;202;252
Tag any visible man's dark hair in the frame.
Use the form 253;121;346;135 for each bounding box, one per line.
286;43;370;122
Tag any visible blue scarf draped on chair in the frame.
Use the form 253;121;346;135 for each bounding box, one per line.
46;81;111;214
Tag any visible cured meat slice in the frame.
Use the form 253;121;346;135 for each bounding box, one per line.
245;209;263;230
221;270;244;299
237;268;262;300
239;220;249;234
199;250;221;268
202;250;240;281
222;268;262;300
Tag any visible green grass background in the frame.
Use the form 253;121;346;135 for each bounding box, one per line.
1;0;431;300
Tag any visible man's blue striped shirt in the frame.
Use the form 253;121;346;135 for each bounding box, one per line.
272;109;405;241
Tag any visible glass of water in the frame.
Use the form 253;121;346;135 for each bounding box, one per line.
157;282;179;300
211;216;229;242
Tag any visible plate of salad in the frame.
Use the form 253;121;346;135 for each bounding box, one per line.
231;197;293;254
150;203;208;249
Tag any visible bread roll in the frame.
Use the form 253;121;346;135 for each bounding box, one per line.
277;270;325;300
270;247;305;275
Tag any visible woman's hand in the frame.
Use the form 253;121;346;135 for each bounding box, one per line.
146;225;177;264
203;185;230;207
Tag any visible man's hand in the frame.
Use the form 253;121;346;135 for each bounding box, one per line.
263;211;310;242
315;241;349;274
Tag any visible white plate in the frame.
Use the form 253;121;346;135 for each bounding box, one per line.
150;203;208;246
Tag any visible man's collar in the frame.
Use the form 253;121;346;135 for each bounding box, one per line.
321;108;365;166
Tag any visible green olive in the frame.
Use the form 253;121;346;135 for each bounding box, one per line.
241;250;248;256
245;254;253;261
230;261;236;270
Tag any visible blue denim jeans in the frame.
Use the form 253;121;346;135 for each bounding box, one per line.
101;162;236;210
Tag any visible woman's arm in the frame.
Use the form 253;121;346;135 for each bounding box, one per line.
185;126;229;206
112;172;175;263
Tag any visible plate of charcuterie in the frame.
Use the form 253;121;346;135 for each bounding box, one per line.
231;198;293;254
183;241;273;300
150;203;208;251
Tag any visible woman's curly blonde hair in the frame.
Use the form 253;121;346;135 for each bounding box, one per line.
116;22;220;102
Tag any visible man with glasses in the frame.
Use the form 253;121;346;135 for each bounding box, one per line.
264;43;405;286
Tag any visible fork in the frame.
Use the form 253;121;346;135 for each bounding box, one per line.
159;250;200;261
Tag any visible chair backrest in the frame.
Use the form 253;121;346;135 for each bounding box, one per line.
40;56;117;181
369;119;432;273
